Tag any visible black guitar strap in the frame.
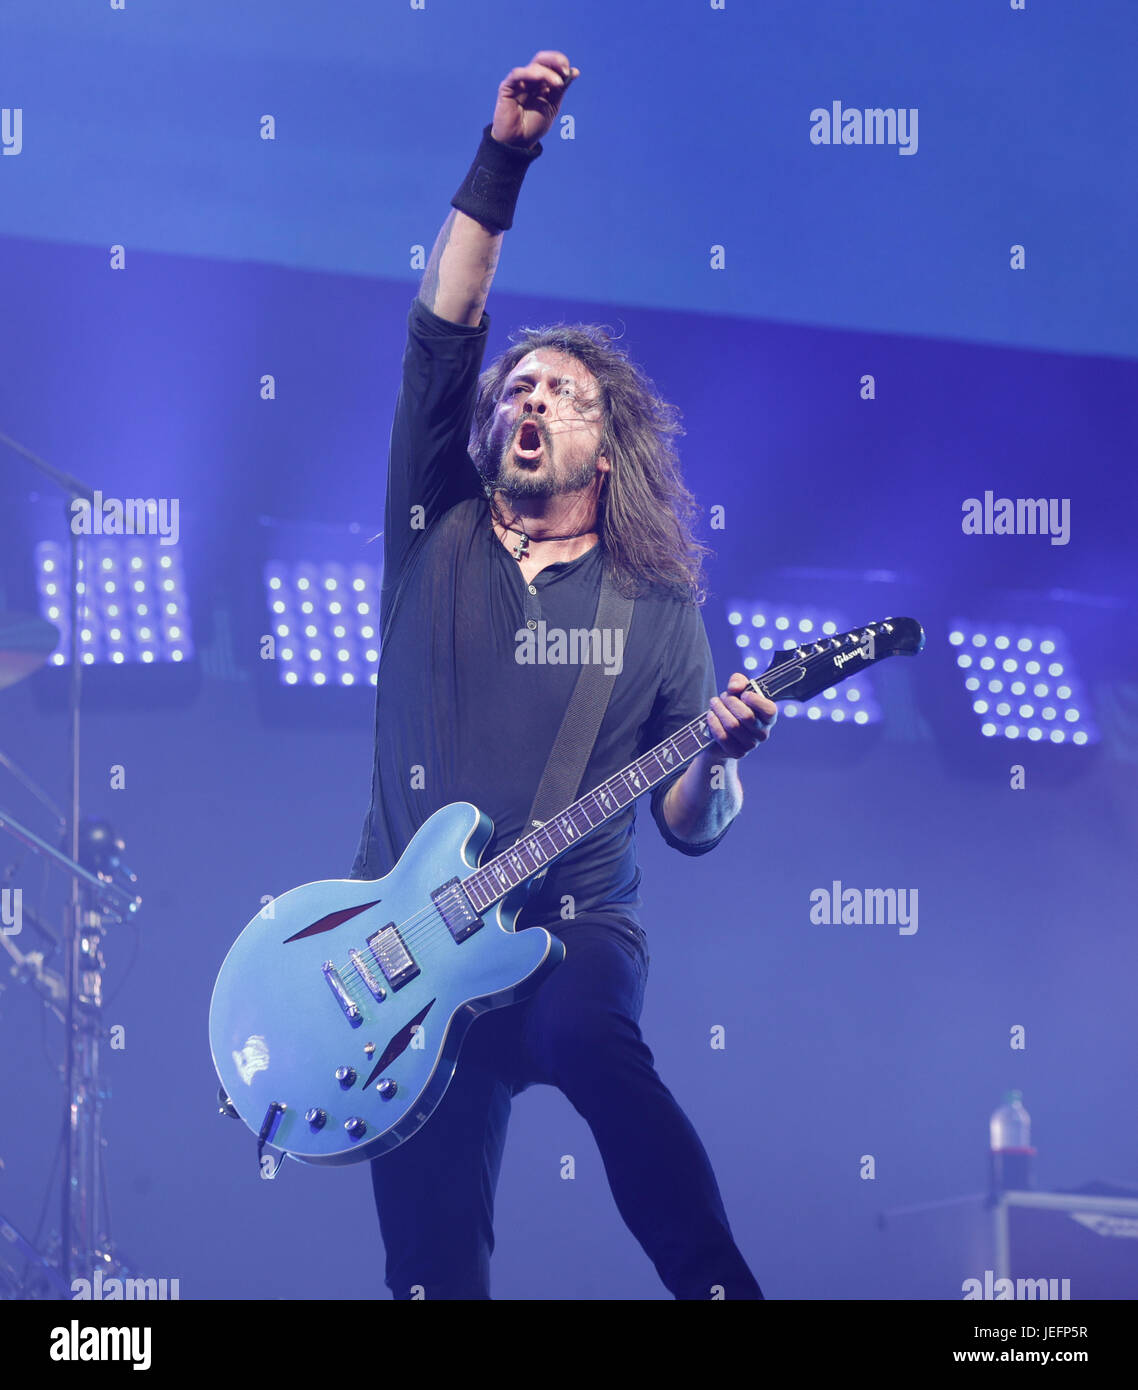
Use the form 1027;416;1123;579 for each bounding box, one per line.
521;564;634;850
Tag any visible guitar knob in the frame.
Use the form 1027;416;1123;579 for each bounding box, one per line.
376;1078;398;1100
344;1117;367;1139
335;1066;357;1089
305;1108;327;1130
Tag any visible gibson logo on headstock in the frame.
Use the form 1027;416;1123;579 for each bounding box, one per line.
834;631;876;669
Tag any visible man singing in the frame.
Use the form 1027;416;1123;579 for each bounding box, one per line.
352;50;775;1300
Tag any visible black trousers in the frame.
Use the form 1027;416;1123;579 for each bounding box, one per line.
370;912;763;1300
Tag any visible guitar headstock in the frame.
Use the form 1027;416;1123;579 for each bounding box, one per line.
753;617;924;704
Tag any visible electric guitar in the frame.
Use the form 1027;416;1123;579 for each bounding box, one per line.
210;616;924;1166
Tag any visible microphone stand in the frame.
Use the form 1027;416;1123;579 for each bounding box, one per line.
0;429;99;1291
0;804;141;1295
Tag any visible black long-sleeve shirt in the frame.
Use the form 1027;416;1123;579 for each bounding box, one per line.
349;297;731;929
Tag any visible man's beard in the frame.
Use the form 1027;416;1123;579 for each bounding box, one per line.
475;434;604;499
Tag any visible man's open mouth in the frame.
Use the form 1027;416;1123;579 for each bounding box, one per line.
515;422;543;457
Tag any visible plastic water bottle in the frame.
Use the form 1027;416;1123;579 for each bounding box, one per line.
989;1090;1035;1192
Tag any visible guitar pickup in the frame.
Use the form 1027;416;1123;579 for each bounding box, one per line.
367;924;419;991
431;878;484;943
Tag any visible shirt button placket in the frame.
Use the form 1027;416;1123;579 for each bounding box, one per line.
525;579;541;629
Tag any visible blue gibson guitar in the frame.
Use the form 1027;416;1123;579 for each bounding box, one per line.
210;616;923;1166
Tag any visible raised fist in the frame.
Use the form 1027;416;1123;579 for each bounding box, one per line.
491;51;579;149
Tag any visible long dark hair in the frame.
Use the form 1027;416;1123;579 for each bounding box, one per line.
468;323;712;604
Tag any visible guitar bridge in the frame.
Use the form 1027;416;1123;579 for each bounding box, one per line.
322;961;362;1026
349;947;387;1001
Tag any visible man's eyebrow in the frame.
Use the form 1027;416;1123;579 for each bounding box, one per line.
506;370;581;386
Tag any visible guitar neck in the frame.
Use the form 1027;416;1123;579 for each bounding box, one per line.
461;700;725;915
457;615;924;915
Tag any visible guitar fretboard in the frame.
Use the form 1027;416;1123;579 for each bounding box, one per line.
463;711;719;913
459;617;914;914
461;671;775;914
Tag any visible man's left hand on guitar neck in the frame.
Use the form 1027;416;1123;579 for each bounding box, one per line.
660;673;776;846
708;672;777;760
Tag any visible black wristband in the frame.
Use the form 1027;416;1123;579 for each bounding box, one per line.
450;123;543;233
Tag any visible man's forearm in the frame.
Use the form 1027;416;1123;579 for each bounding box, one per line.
419;54;570;326
418;207;503;329
662;748;743;845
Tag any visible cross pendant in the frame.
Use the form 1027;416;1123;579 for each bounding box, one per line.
512;534;529;560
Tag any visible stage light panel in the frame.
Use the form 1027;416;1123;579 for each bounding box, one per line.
948;621;1095;746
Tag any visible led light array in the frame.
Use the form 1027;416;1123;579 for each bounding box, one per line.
265;561;382;687
949;621;1095;745
36;539;193;666
725;603;882;725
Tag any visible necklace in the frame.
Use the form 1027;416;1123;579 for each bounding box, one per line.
495;519;596;561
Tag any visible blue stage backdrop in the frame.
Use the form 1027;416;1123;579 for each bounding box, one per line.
0;0;1135;1305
